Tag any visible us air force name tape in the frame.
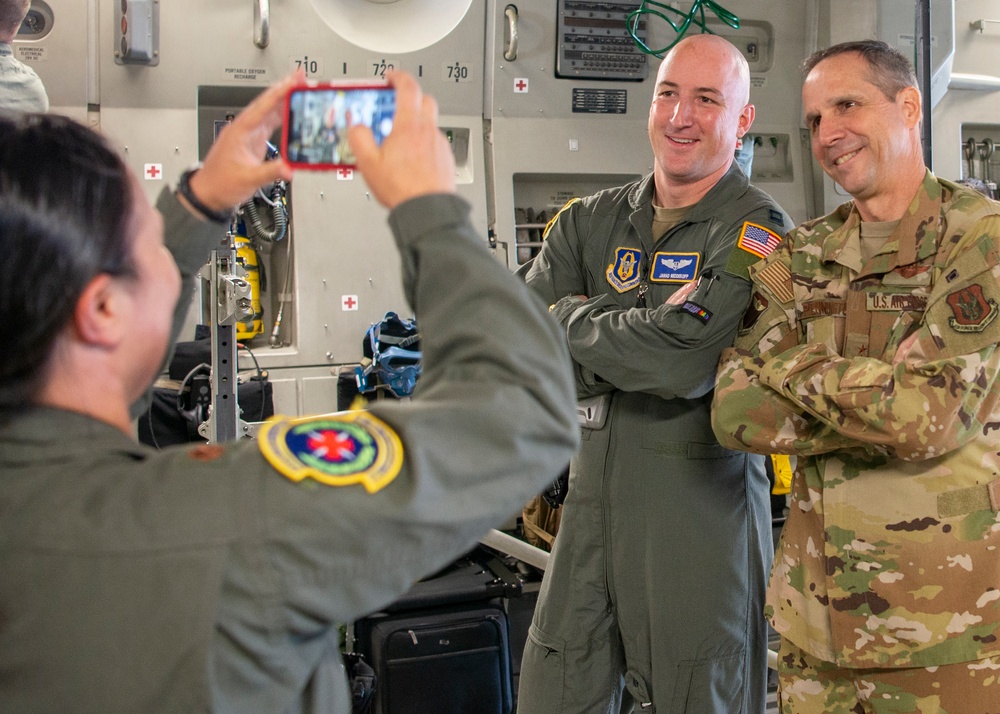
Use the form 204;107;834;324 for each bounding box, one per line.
258;412;403;493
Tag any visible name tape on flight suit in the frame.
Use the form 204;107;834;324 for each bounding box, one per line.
258;412;403;493
650;252;700;283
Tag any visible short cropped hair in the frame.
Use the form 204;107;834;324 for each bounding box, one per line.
803;39;918;102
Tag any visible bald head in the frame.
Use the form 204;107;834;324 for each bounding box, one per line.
658;34;751;106
647;32;755;205
0;0;30;42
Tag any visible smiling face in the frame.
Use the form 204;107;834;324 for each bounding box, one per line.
802;51;925;220
647;34;754;206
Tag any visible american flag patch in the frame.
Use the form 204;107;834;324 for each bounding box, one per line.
737;222;782;259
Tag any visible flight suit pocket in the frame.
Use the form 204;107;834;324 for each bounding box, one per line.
669;650;746;713
519;623;566;711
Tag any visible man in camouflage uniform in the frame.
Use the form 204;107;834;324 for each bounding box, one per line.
712;40;1000;712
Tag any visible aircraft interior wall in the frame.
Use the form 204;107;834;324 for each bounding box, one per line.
12;0;990;420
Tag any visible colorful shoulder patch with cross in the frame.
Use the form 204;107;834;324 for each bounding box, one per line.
258;412;403;493
736;221;782;259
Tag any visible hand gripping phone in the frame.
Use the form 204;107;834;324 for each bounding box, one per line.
282;81;396;169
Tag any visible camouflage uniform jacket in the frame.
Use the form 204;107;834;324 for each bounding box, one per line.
711;170;1000;668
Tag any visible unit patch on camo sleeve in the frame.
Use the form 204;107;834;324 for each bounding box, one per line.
258;412;404;493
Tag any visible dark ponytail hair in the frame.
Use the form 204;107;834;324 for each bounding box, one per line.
0;112;136;422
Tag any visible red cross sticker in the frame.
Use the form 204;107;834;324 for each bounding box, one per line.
144;163;163;180
337;167;354;180
514;78;529;93
342;295;359;311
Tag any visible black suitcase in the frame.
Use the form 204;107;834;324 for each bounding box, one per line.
351;550;519;714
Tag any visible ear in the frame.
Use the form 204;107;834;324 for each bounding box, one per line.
73;274;127;348
897;86;922;129
736;103;755;138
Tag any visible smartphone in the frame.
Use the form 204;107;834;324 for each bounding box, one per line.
282;81;396;170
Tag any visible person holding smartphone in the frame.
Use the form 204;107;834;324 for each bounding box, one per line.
0;70;578;712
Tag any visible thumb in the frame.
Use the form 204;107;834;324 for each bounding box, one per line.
348;124;378;171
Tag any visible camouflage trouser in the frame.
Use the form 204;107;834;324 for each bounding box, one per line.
776;638;1000;714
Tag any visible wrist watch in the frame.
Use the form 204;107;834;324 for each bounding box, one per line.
176;166;234;224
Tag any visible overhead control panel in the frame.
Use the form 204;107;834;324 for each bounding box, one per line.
556;0;649;80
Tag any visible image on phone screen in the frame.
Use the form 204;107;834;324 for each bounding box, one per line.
284;85;395;169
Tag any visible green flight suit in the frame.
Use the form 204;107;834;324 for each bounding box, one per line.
518;165;794;713
0;189;579;713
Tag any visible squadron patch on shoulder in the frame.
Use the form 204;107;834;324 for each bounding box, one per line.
258;412;404;493
946;284;998;333
650;251;700;283
606;247;643;293
737;221;782;259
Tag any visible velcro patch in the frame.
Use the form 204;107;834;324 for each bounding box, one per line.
946;284;998;333
738;291;769;335
680;300;712;323
754;260;794;304
606;247;643;293
737;221;782;259
800;300;846;319
258;412;403;493
866;292;927;312
650;251;699;283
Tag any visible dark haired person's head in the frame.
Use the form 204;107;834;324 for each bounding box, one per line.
803;39;917;104
801;39;925;221
0;112;178;422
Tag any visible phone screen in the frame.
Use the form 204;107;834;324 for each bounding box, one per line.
283;84;396;169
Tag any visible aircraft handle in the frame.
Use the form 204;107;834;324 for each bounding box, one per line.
503;5;518;61
254;0;270;49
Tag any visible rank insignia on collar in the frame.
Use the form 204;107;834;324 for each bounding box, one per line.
606;247;643;293
946;283;998;333
258;412;403;493
737;221;782;259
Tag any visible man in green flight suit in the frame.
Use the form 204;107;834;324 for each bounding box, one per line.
517;34;794;713
713;40;1000;712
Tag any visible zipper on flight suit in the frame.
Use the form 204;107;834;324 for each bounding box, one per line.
635;252;649;307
